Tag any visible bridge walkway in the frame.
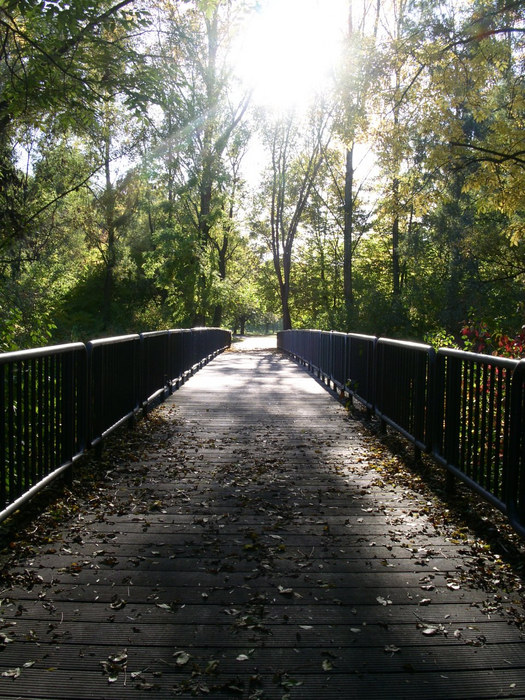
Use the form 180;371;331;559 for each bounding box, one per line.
0;337;523;699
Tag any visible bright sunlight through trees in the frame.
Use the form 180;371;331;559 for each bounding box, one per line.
232;0;348;110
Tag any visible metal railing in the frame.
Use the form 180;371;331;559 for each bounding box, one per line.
0;343;87;521
278;329;525;537
431;349;516;515
0;328;230;521
375;338;434;453
87;334;141;448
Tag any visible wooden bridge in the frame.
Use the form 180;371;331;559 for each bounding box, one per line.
0;337;524;699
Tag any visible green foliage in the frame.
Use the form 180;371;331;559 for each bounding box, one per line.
0;0;524;351
423;329;458;351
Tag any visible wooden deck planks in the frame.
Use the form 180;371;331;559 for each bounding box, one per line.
0;338;523;699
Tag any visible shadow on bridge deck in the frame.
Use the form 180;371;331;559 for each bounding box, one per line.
0;337;523;699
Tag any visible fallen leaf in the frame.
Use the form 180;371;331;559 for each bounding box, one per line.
100;649;128;683
173;651;191;666
111;651;128;665
205;659;219;674
376;596;392;606
109;596;126;610
2;668;21;679
278;586;294;596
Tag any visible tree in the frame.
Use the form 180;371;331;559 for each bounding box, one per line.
337;0;382;329
0;0;150;251
0;131;97;348
256;105;332;330
148;0;250;327
408;0;525;334
0;0;153;347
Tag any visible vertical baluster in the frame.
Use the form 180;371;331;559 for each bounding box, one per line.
16;360;23;497
37;356;44;483
502;367;512;502
0;365;6;507
30;359;37;486
494;366;505;499
486;364;496;495
471;362;481;484
23;358;30;491
7;364;15;502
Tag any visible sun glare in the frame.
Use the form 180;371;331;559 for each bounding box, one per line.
233;0;348;111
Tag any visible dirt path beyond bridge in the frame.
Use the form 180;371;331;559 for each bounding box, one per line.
0;337;523;699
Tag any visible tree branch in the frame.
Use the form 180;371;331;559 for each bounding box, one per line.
26;162;106;225
449;141;525;167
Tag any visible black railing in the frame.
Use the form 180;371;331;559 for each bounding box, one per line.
431;349;516;514
0;343;87;521
87;334;141;447
375;338;434;453
278;329;525;537
0;328;230;521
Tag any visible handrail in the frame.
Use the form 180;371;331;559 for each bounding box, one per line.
278;329;525;537
0;328;231;522
0;342;86;364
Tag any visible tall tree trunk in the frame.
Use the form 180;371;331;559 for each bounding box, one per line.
102;133;116;331
167;111;175;226
280;246;292;330
212;223;229;327
280;283;292;331
212;238;226;327
212;305;222;327
391;56;401;299
194;8;219;327
343;145;354;329
392;176;400;297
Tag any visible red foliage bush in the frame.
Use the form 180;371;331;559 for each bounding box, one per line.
461;322;525;359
